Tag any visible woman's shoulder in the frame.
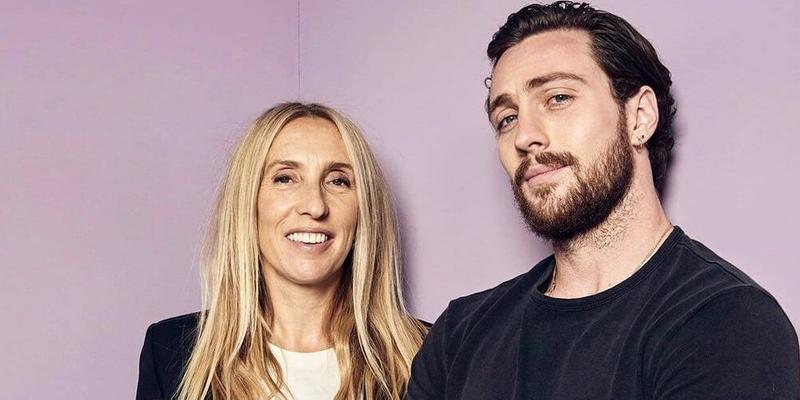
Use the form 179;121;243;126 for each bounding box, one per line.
144;312;202;358
148;312;201;337
138;312;202;398
416;318;433;329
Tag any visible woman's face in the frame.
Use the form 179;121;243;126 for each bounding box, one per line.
257;117;358;288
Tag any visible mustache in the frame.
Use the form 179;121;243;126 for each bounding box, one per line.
514;152;578;187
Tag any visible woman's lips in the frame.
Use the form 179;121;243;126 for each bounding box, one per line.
288;239;333;254
284;234;334;254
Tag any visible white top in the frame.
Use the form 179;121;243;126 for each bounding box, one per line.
269;343;340;400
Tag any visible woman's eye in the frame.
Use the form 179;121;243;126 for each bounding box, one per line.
497;114;518;131
330;177;351;188
273;175;293;184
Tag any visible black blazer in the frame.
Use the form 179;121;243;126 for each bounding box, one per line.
136;312;202;400
136;313;431;400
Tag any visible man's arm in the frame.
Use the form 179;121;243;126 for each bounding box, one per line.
406;307;453;399
653;286;800;399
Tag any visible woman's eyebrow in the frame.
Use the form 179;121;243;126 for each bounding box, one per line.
326;162;353;172
265;159;300;170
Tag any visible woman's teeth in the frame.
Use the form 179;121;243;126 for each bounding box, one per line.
287;232;329;244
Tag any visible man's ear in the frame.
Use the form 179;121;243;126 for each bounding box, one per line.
625;85;659;147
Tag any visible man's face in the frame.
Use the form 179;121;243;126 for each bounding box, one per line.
487;29;634;241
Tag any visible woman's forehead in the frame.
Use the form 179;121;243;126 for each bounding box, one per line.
267;117;350;165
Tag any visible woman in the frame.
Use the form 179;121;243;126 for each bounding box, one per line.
136;103;427;400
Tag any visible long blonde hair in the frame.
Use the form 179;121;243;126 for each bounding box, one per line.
177;103;426;400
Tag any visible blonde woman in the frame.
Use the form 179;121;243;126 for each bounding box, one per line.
136;103;427;400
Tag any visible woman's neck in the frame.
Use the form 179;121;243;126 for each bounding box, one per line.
265;274;342;352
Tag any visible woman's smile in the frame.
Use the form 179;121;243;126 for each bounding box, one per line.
257;116;358;287
284;229;335;254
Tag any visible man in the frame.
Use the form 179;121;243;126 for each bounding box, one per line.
406;2;800;399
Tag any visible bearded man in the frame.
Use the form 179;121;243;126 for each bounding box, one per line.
406;2;800;399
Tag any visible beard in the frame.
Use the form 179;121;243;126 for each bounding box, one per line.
512;111;634;243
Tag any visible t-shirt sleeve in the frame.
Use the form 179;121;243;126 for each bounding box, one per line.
405;307;452;399
652;286;800;400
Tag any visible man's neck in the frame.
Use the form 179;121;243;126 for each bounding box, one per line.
549;184;672;298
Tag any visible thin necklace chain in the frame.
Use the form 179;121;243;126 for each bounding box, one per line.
545;225;674;297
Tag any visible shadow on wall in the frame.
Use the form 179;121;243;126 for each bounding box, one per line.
657;93;682;206
396;195;420;314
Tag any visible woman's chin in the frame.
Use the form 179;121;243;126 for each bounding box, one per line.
281;264;343;288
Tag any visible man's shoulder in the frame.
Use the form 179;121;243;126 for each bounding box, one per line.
639;230;800;398
439;259;549;332
448;272;530;313
669;230;768;296
655;229;791;334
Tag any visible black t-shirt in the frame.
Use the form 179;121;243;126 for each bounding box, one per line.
406;227;800;399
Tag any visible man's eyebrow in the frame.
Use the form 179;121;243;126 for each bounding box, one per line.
486;94;515;119
486;72;587;118
526;72;586;91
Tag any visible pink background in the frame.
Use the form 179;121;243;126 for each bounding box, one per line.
2;1;798;398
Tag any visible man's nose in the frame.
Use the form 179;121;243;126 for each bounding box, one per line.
514;113;549;156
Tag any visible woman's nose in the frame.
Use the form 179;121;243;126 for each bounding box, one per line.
295;183;328;219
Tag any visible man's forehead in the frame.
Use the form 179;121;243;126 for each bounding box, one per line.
489;30;597;95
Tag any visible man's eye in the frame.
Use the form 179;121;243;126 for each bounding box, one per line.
497;115;518;131
548;94;572;107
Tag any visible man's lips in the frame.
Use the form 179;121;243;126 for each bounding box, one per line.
523;164;567;183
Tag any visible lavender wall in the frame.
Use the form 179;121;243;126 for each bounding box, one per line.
1;1;297;398
298;0;800;326
3;1;798;398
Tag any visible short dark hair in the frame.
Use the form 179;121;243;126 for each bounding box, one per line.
487;1;676;194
